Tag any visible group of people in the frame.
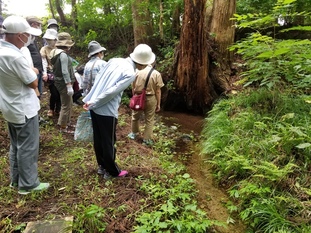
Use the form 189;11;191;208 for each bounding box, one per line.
0;14;164;195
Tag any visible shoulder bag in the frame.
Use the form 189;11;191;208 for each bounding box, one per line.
129;67;154;111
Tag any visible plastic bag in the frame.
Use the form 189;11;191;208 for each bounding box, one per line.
74;111;93;142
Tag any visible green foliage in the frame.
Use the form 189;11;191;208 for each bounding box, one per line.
201;88;311;232
232;0;311;90
132;120;224;232
73;204;107;232
134;174;223;232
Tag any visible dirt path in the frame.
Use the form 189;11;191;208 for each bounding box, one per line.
160;111;246;233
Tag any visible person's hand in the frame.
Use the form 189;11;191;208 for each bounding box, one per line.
155;104;161;112
83;102;92;111
42;74;48;82
67;85;74;96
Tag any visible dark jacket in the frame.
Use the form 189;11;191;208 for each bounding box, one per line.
28;41;43;73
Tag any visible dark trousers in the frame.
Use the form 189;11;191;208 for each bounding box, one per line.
49;83;61;113
90;110;121;176
73;89;83;103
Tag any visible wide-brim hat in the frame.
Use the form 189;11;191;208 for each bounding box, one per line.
47;19;59;29
130;44;155;65
55;32;75;47
43;28;58;40
26;16;42;25
2;15;42;36
88;40;106;58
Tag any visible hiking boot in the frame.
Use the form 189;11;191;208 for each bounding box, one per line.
97;165;106;175
127;132;136;140
18;182;50;195
142;139;154;146
10;182;18;188
103;172;112;180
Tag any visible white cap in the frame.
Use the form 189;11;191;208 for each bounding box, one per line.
43;28;58;40
130;44;155;65
2;15;41;36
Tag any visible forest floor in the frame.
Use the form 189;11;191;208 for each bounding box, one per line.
0;86;246;233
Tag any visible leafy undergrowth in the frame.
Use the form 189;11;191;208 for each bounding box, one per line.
201;88;311;233
0;91;224;232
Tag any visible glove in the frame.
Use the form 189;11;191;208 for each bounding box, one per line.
67;85;74;96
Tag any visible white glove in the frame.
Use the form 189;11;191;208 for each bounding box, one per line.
67;85;74;96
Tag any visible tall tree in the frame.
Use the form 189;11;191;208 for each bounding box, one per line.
131;0;154;46
209;0;236;92
171;0;217;113
169;0;236;113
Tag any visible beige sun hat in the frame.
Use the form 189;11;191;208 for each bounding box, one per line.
43;28;57;40
88;41;106;58
26;16;42;25
55;32;75;47
130;44;155;65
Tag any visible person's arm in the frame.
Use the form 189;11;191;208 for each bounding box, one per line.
88;73;135;110
42;57;48;81
155;88;161;112
59;53;72;85
27;78;38;90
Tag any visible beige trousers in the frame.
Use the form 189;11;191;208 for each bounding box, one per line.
131;95;157;140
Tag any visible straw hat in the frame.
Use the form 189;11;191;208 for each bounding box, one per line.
55;32;75;47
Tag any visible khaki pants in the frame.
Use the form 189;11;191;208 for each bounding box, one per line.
56;86;73;127
131;95;157;140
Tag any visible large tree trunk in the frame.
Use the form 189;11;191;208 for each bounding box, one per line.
131;0;154;47
209;0;236;92
169;0;217;113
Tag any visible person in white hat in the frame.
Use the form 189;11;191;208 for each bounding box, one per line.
50;32;76;134
82;41;107;96
40;28;61;117
0;15;49;195
128;45;164;146
82;43;155;179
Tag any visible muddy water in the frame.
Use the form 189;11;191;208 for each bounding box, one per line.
159;111;246;233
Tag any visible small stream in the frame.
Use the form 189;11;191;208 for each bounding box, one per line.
159;110;246;233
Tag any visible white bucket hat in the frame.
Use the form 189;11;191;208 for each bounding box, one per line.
2;15;42;36
43;28;58;40
130;44;155;65
88;41;106;58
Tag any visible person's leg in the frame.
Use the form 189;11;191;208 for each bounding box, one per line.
57;87;73;127
130;110;142;135
49;83;57;112
143;96;157;140
8;115;40;190
91;112;121;177
90;110;104;168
